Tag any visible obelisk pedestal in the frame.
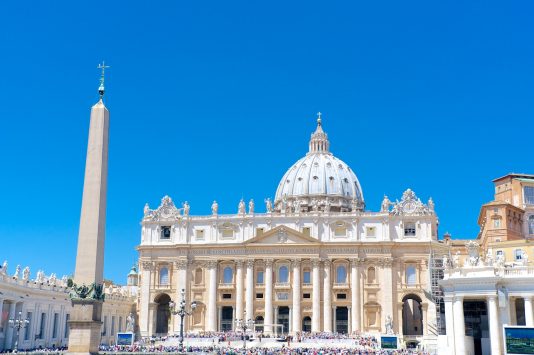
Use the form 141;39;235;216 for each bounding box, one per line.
67;96;109;355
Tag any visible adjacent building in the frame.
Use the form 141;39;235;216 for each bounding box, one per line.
440;174;534;355
0;264;136;351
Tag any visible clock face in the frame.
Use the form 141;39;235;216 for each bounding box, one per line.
161;208;171;218
403;202;416;213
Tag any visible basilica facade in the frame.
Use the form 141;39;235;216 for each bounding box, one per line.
137;116;445;347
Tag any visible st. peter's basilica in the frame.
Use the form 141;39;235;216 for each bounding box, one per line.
137;115;445;347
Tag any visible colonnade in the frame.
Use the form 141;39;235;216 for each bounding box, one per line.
445;295;534;355
201;258;362;334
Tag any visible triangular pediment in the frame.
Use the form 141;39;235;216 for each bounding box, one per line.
245;226;320;245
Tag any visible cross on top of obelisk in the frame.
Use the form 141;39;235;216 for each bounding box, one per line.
97;61;110;99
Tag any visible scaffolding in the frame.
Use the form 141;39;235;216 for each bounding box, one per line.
428;245;450;335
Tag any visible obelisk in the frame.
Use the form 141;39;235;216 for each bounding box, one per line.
67;62;110;355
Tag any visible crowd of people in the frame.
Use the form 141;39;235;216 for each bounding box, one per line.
97;344;429;354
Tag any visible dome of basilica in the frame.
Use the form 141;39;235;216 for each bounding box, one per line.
274;114;365;213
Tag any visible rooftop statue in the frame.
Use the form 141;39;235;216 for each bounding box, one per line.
381;195;390;212
211;200;218;215
238;199;246;214
183;201;190;216
265;198;273;213
22;266;30;281
13;265;21;279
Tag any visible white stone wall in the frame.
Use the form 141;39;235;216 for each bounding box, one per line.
0;271;135;351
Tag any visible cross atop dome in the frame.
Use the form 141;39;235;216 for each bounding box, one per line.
309;112;330;153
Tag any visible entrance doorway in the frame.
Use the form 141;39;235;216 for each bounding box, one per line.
255;316;264;333
302;316;312;332
402;294;423;336
335;307;348;334
155;293;171;335
221;306;234;331
277;307;290;334
464;300;489;355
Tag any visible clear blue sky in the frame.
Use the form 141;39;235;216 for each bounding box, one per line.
0;1;533;283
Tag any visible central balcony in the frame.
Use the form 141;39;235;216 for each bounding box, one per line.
333;282;349;289
218;282;235;290
275;282;290;289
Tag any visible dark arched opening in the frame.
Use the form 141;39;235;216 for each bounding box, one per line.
154;293;171;335
402;294;423;336
302;316;312;332
335;307;349;334
221;306;233;331
277;306;290;334
255;316;264;333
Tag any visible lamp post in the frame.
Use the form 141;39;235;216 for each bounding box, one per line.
8;311;30;353
169;288;197;354
235;311;255;350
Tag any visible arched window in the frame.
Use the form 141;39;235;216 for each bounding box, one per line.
223;267;233;284
529;215;534;235
194;268;203;285
159;267;169;285
406;265;416;285
336;265;347;283
367;267;376;284
278;266;289;283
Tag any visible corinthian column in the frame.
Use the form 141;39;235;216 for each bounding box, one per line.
245;259;255;319
350;258;360;332
207;260;218;331
525;297;534;327
323;259;332;332
235;260;244;321
264;259;274;335
488;295;501;355
453;296;465;355
292;259;301;333
312;258;321;332
174;259;189;332
139;261;153;336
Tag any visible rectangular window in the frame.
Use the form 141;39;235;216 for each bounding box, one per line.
525;186;534;205
24;312;32;341
64;314;70;338
52;313;58;339
161;226;171;240
303;271;311;284
222;229;234;239
337;293;347;300
119;316;123;332
277;292;289;300
111;316;115;335
257;271;264;284
195;229;205;240
303;293;311;299
406;265;417;285
494;219;501;228
366;226;376;237
222;293;232;299
256;293;264;299
334;226;347;237
39;313;46;339
404;222;416;236
515;249;524;261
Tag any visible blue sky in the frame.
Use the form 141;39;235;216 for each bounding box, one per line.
0;1;533;283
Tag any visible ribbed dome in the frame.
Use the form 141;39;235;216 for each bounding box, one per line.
274;114;364;213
